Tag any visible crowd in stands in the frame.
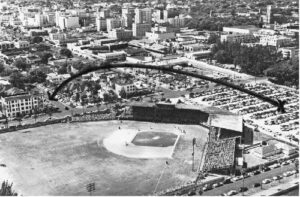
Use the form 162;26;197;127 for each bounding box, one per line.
201;137;236;172
71;110;116;122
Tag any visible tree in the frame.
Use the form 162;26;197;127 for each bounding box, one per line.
32;36;43;43
57;63;68;74
3;115;8;128
119;87;126;99
13;59;30;71
15;113;23;126
39;52;53;64
9;72;26;89
44;106;54;119
207;34;220;44
0;62;5;73
0;180;18;196
28;69;47;83
80;96;87;114
32;107;38;123
60;48;73;59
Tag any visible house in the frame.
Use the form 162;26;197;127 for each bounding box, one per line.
46;73;71;84
115;80;136;96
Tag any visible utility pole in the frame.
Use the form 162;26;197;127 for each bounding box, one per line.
192;138;196;171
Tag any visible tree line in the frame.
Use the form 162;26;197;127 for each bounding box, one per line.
210;40;299;87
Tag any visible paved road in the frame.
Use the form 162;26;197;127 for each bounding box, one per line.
202;163;296;196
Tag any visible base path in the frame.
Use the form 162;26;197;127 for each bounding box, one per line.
103;129;181;159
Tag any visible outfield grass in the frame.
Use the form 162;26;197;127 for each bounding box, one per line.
0;121;209;196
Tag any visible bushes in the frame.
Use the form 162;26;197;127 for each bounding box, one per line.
0;181;17;196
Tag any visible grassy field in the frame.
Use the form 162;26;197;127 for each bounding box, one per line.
0;121;209;196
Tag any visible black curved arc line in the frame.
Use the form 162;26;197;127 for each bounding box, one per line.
48;62;285;113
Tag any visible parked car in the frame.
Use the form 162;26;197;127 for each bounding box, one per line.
212;183;222;188
187;190;196;196
203;184;212;191
262;179;272;184
231;176;243;182
263;167;271;172
272;175;282;181
253;170;261;175
290;170;297;175
223;179;232;184
227;190;238;196
239;187;248;192
283;171;293;177
281;161;289;166
253;183;261;188
271;163;280;169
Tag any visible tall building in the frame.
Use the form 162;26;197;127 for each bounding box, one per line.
108;28;133;41
99;9;110;18
122;7;135;18
96;17;107;31
106;18;124;31
266;5;273;24
122;14;132;28
135;8;152;24
132;23;151;38
58;16;80;29
167;15;188;28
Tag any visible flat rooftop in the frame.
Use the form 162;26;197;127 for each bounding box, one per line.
224;25;260;30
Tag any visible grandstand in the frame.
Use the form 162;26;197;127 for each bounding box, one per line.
129;102;246;175
130;102;235;124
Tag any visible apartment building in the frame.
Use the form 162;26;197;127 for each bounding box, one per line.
132;23;151;38
115;81;136;96
108;28;133;40
0;92;45;117
135;8;152;24
259;35;293;47
96;17;107;31
58;16;80;29
106;18;124;31
220;34;257;43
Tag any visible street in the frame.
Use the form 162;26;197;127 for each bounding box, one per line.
202;163;296;196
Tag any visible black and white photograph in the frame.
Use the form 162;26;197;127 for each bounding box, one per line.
0;0;298;196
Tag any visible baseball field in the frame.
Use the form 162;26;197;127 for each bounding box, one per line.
0;120;209;195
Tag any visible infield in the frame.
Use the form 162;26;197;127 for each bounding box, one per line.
132;131;178;147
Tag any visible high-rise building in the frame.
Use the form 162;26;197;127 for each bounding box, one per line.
132;23;151;38
122;7;135;18
96;17;107;31
99;9;110;18
58;16;80;29
266;5;273;24
108;28;133;40
123;14;132;28
106;18;124;31
135;8;152;24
